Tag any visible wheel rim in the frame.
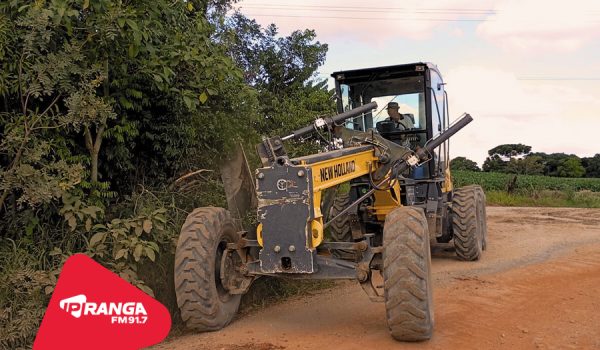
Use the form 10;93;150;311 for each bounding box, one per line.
214;239;232;303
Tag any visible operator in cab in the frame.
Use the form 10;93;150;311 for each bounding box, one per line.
386;102;414;130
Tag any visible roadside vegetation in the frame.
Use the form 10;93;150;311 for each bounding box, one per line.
0;1;332;348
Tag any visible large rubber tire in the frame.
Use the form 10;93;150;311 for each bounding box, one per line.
452;186;485;261
328;193;354;259
471;186;488;250
174;207;241;331
382;207;434;341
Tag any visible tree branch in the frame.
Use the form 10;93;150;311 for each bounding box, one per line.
84;125;94;152
169;169;212;190
18;52;25;114
0;124;30;212
39;94;62;118
93;124;105;153
0;191;9;215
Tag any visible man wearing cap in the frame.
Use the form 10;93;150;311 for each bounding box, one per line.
386;102;414;129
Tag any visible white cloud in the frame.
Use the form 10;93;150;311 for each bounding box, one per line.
450;27;464;37
477;0;600;52
445;66;600;165
236;0;488;41
236;0;600;50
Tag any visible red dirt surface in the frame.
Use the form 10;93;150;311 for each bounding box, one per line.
153;207;600;350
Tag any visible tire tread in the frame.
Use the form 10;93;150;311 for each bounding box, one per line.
383;207;434;341
174;207;241;331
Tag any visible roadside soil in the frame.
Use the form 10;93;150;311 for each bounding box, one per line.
154;207;600;350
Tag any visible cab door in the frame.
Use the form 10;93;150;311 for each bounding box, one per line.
427;68;448;177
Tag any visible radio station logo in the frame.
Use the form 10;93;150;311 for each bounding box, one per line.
33;254;171;349
59;294;148;324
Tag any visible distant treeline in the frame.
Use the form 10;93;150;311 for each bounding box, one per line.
451;144;600;178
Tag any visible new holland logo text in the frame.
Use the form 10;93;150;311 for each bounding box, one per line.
319;160;356;182
59;294;148;324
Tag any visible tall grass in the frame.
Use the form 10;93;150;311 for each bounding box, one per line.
485;190;600;208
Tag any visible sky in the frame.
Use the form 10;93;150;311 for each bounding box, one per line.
234;0;600;165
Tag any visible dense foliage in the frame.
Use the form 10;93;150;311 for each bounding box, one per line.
450;156;480;172
582;154;600;178
0;1;333;347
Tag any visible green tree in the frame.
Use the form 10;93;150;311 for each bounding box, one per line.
482;143;532;173
482;154;507;172
224;13;333;142
556;157;585;178
531;152;585;177
487;144;532;158
506;155;544;175
582;154;600;178
450;157;480;171
0;6;99;211
1;0;258;192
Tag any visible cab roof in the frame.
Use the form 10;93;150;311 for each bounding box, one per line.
331;62;441;82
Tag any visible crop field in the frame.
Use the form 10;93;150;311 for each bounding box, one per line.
452;170;600;193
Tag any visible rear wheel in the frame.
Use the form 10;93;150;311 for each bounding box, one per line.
382;206;434;341
174;207;241;331
452;186;485;260
328;193;355;259
471;186;488;250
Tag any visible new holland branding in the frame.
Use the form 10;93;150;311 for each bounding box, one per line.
319;160;356;182
60;294;148;324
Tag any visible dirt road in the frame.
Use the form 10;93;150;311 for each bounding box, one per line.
155;207;600;350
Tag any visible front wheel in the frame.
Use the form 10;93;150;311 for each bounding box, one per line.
382;206;434;341
174;207;242;331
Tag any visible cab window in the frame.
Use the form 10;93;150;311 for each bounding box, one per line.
371;93;426;130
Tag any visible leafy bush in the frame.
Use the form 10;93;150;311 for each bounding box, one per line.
0;241;54;349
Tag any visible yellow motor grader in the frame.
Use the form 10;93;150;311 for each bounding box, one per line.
174;62;487;341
